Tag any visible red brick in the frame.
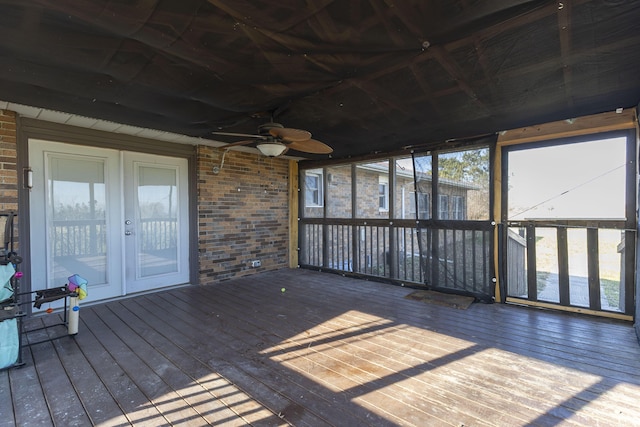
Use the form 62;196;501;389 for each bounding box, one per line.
197;146;290;283
0;111;18;213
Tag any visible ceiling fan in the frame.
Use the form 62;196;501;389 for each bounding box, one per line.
212;122;333;157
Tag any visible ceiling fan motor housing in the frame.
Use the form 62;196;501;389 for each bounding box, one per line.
257;122;284;136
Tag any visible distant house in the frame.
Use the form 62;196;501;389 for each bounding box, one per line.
304;162;478;220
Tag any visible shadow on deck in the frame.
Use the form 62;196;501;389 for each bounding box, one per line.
2;269;640;426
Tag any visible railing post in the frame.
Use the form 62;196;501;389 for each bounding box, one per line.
389;222;397;279
587;227;601;311
526;223;537;301
557;226;570;305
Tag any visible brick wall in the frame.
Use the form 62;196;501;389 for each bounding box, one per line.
326;165;351;217
0;110;18;212
356;168;387;218
198;146;290;283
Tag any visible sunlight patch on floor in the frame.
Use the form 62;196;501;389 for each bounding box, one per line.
257;309;640;425
260;310;479;424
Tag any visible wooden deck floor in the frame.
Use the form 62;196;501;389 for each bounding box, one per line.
2;269;640;426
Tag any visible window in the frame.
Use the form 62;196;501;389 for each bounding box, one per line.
378;176;389;211
410;192;430;219
379;183;388;211
452;196;465;220
305;170;323;207
438;194;449;219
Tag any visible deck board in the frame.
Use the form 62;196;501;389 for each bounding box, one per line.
3;269;640;426
107;301;254;426
0;369;15;427
28;318;92;426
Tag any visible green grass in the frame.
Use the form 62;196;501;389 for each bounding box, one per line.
600;278;620;309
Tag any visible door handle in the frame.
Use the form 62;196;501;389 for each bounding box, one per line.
125;231;132;236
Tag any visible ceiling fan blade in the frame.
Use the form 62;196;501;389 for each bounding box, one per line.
269;127;311;142
212;131;261;138
287;139;333;154
223;139;260;148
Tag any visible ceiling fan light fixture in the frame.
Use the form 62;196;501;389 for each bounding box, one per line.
256;141;287;157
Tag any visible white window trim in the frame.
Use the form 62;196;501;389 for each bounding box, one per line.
412;192;430;219
305;171;323;208
379;176;389;212
438;194;449;219
452;195;465;220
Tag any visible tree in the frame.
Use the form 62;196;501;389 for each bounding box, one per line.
438;148;490;185
438;148;491;221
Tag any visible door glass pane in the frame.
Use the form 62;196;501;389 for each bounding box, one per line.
49;156;107;288
137;165;178;277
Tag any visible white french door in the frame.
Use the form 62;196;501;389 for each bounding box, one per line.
29;140;189;305
123;152;189;294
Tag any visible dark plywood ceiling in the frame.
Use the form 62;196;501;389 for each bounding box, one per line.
0;0;639;159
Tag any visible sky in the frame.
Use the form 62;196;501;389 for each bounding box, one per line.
507;137;627;220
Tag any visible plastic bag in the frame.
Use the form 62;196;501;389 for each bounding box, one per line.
0;318;19;369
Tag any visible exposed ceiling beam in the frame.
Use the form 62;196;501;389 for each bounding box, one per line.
557;1;573;106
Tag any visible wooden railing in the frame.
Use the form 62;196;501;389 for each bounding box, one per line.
52;218;177;257
506;229;527;296
52;219;107;256
139;218;177;251
503;220;634;315
299;218;495;300
418;221;494;301
300;219;423;284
